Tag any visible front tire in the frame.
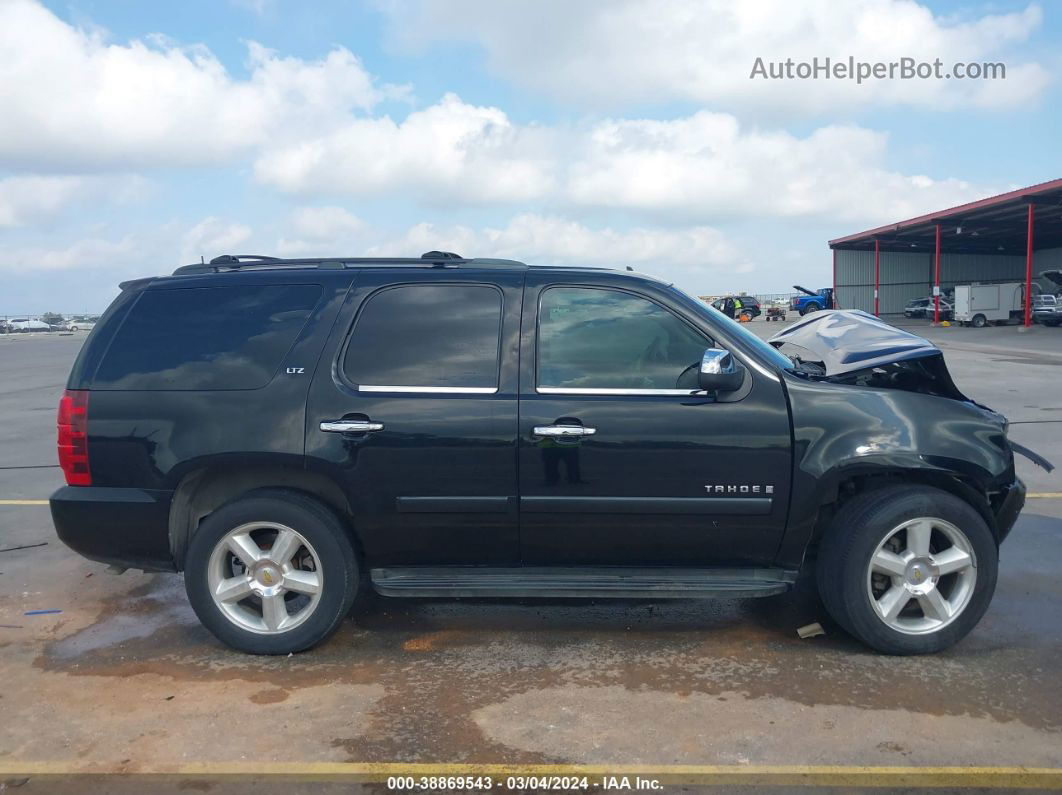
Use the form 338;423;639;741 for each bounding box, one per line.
816;485;997;655
184;489;358;654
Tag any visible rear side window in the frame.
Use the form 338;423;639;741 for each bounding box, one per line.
93;285;321;390
343;283;502;390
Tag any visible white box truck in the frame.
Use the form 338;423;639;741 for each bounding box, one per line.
954;282;1026;327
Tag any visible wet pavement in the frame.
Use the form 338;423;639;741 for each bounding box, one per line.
1;326;1061;790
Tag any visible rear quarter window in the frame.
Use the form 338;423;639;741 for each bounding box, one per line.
92;285;321;390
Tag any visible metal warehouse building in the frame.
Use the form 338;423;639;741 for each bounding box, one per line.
829;178;1062;325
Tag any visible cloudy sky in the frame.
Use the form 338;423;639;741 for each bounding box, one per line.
1;0;1060;313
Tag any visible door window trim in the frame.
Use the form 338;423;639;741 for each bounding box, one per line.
358;385;498;394
338;280;505;395
537;386;702;396
534;284;716;397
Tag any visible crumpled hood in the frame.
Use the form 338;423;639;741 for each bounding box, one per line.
1041;269;1062;289
768;309;941;376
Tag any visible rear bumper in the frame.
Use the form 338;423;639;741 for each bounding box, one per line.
994;478;1025;543
50;486;176;572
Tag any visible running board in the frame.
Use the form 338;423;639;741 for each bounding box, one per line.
369;567;796;599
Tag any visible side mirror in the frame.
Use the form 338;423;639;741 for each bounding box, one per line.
698;348;744;393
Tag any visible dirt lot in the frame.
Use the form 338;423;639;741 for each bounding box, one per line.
1;321;1061;792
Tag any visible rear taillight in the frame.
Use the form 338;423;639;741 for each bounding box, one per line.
57;389;91;486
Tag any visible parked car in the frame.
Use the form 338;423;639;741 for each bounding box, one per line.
903;297;930;318
69;320;96;332
790;285;834;315
710;295;761;320
52;252;1038;656
904;296;954;321
1037;270;1062;327
9;318;51;332
1033;294;1058;324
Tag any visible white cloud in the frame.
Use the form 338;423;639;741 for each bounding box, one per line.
271;207;749;278
565;113;985;222
0;174;147;228
0;0;406;170
276;206;366;256
1;211;745;286
255;93;556;202
0;216;252;276
370;214;748;274
180;217;253;263
384;0;1048;112
0;0;1004;233
256;95;991;223
0;234;139;272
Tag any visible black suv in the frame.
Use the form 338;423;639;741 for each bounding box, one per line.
710;295;761;320
52;252;1030;655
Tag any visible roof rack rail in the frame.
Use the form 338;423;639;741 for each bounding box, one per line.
209;254;282;265
171;252;529;276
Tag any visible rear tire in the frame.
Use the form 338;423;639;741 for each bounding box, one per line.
185;489;358;655
972;314;987;328
816;485;997;655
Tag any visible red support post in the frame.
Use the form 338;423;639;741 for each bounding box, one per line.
1024;203;1035;327
873;239;880;317
933;224;941;324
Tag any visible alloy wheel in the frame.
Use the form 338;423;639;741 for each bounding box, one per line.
207;521;323;634
865;516;977;635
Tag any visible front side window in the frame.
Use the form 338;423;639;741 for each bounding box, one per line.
538;287;709;391
343;283;502;390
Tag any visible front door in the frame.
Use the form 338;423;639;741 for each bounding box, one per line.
517;273;792;566
306;269;522;566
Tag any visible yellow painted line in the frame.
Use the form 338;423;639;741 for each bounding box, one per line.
0;763;1060;788
0;499;48;505
1028;492;1062;498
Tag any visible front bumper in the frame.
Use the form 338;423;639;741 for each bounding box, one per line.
50;486;176;571
993;478;1026;543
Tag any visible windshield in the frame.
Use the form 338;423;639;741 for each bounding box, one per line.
667;285;794;371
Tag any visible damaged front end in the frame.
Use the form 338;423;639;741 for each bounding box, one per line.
769;310;1052;473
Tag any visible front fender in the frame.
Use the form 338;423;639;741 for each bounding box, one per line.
774;374;1013;568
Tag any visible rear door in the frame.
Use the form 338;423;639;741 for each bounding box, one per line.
305;269;522;566
517;272;793;566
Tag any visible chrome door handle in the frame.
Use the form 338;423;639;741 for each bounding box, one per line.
320;419;384;433
533;424;596;437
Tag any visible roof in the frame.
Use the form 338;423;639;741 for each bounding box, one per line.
829;177;1062;254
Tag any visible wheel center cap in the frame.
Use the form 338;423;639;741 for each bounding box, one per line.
254;563;281;588
904;558;938;593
